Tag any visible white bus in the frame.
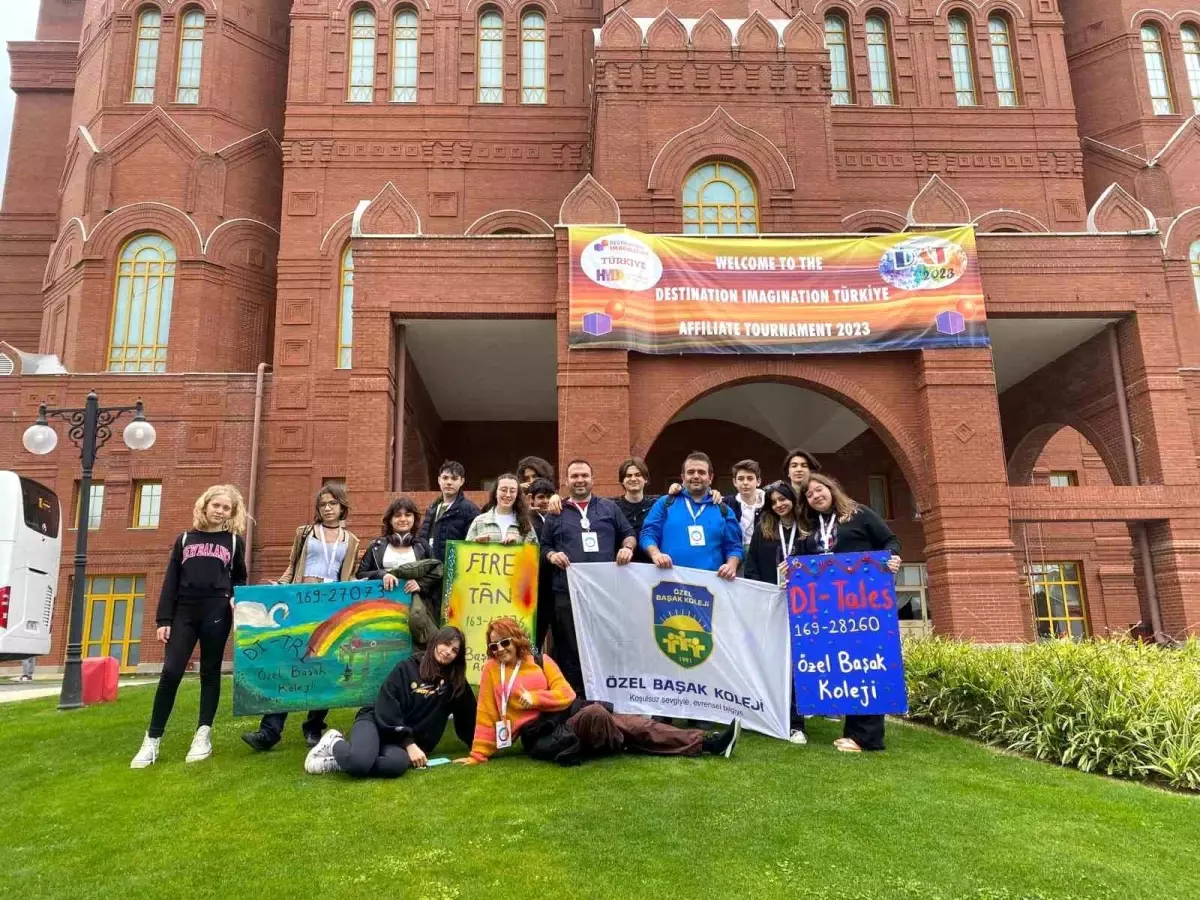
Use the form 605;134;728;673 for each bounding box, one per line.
0;471;61;661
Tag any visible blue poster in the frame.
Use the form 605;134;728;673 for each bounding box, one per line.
786;551;908;716
232;580;412;716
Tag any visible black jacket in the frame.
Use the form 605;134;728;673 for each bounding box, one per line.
368;654;477;753
156;530;247;624
798;506;901;556
418;493;481;563
354;535;432;581
743;529;780;585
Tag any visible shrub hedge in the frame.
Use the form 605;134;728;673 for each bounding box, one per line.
903;637;1200;791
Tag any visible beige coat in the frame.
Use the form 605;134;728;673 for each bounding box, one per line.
280;523;361;584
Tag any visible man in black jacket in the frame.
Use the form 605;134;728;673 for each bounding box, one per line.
417;461;480;618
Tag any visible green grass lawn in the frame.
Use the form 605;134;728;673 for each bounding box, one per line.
5;679;1198;900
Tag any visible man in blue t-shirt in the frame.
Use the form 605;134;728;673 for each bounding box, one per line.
639;451;742;580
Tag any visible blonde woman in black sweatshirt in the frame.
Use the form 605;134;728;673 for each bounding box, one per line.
131;485;248;768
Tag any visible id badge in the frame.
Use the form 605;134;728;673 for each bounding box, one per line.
688;525;706;547
777;561;789;587
581;531;600;553
495;719;513;749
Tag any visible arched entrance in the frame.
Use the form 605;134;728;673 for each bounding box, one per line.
639;377;932;636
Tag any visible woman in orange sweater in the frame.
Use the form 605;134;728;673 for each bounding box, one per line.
454;616;575;764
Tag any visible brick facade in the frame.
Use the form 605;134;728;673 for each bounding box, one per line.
4;0;1200;670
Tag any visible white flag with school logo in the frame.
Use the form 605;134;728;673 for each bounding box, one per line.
567;562;790;739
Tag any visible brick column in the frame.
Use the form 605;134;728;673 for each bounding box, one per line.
1116;313;1199;486
1145;519;1200;638
916;349;1029;641
344;297;394;518
554;232;630;496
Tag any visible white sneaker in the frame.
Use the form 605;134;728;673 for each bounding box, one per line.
724;718;742;758
304;728;344;774
185;725;213;763
788;729;809;745
131;734;162;769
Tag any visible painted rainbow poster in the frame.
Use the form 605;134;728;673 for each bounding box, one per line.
231;580;412;716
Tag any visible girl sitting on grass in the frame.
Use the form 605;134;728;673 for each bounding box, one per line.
454;616;575;765
304;626;477;778
131;485;248;768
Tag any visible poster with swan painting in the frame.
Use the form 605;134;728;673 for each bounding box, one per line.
231;580;413;716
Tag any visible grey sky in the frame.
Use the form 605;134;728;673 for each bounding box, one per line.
1;2;43;198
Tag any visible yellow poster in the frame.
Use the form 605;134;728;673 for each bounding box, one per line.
441;541;539;684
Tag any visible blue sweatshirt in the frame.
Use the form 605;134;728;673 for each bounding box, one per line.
638;492;744;572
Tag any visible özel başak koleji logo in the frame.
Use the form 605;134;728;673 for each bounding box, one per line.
652;580;714;669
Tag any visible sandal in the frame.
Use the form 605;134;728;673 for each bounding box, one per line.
833;737;862;753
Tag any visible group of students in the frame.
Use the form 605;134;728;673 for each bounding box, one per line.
130;447;901;771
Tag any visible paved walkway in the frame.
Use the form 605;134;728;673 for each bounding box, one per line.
0;678;155;704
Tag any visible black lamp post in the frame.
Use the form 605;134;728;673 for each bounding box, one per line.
23;391;157;709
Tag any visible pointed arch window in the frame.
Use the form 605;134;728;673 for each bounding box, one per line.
108;234;176;373
683;162;759;235
131;8;162;103
865;15;895;106
988;16;1019;106
1140;23;1174;114
478;10;504;103
1183;25;1200;114
824;13;853;105
175;9;206;104
338;247;354;369
348;8;377;102
948;14;978;106
392;8;419;102
521;11;547;104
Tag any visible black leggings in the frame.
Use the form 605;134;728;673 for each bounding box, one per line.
147;599;232;738
331;710;412;778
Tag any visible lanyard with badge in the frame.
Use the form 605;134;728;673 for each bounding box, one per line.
685;497;708;547
315;524;344;582
818;514;837;554
778;522;799;586
495;661;522;749
571;500;600;553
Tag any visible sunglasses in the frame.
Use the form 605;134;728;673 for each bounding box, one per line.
487;638;514;653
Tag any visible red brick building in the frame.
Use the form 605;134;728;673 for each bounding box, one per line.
4;0;1200;670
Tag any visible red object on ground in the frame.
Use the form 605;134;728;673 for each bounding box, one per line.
82;657;119;705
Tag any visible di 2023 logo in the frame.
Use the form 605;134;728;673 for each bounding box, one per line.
580;233;663;292
878;236;969;291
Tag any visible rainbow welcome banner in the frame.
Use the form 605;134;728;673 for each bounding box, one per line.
232;581;412;716
441;541;539;685
567;226;988;354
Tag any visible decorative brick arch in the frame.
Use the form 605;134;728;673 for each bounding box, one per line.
83;202;204;261
1162;206;1200;259
44;218;87;288
204;218;281;274
558;174;621;225
646;107;796;196
973;209;1050;233
1006;421;1125;487
645;11;687;50
630;362;927;505
842;209;906;233
1087;183;1157;234
465;209;553;235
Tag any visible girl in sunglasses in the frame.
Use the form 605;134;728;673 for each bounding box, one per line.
454;616;575;765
